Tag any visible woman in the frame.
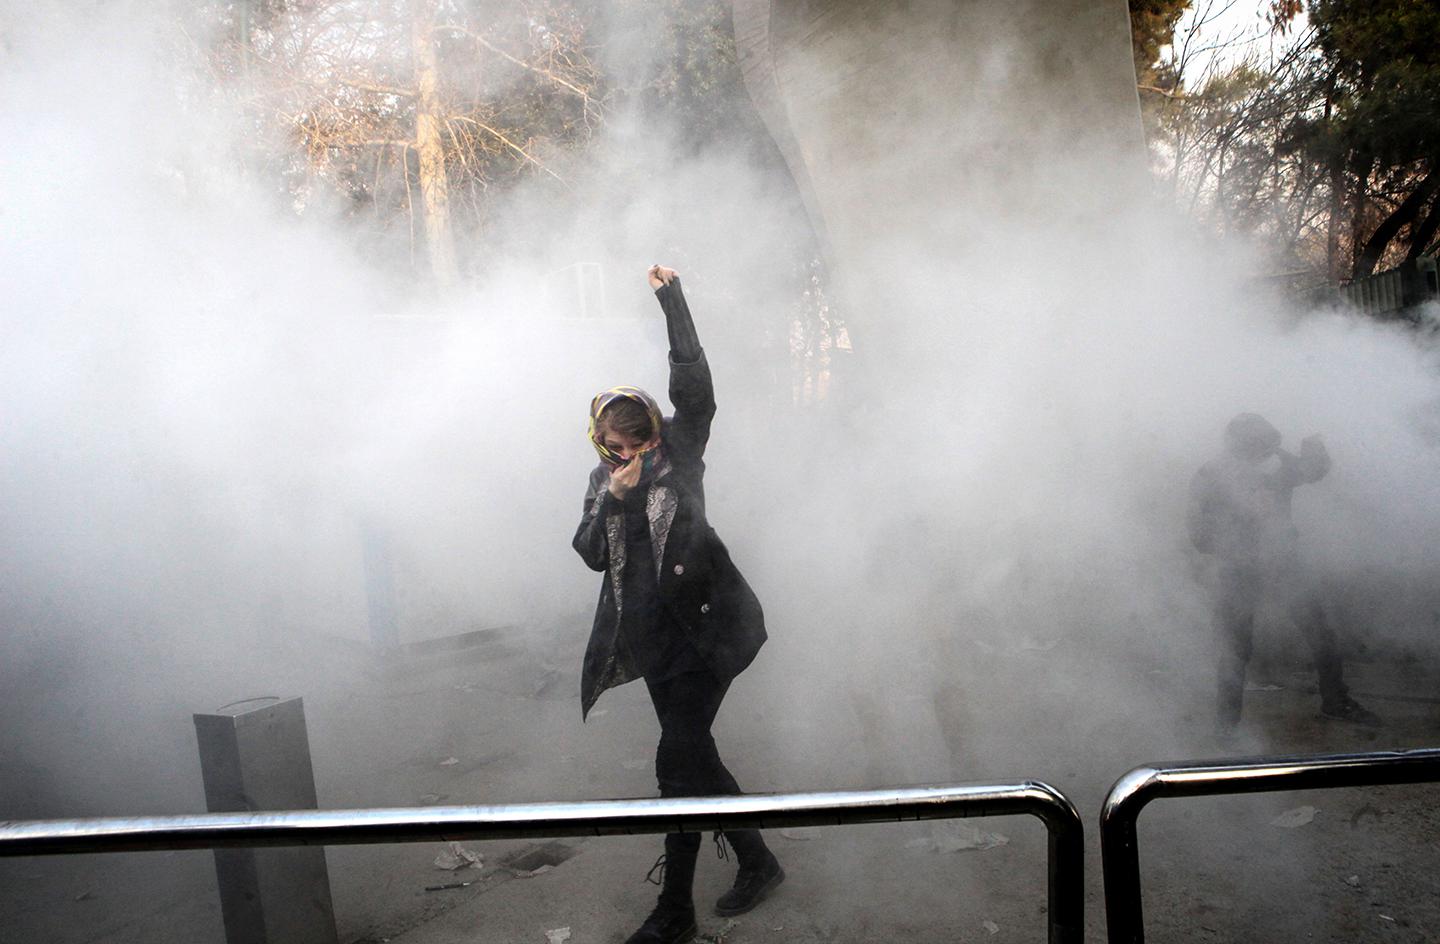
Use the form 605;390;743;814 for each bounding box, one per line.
573;265;783;944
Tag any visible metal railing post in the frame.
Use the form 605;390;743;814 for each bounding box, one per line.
1100;748;1440;944
1035;783;1085;944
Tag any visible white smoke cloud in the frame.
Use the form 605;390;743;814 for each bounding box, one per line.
2;6;1438;939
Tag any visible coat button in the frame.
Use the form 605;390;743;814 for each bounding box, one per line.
700;603;710;614
673;564;685;575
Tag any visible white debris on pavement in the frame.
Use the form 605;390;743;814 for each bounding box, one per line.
544;928;571;944
905;822;1009;852
983;920;1000;935
439;756;460;767
696;919;737;943
1269;806;1318;828
433;841;483;870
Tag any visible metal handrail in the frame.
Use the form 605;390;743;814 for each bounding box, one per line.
1;780;1084;943
1100;748;1440;944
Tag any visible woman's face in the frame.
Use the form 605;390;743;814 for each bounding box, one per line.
602;430;660;463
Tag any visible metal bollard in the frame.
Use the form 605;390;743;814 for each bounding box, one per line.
194;696;338;944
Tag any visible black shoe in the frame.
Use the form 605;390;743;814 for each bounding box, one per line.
1321;696;1382;727
714;852;785;917
623;901;696;944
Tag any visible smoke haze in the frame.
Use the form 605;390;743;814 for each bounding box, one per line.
2;2;1439;938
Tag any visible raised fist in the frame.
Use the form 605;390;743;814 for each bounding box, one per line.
647;265;678;289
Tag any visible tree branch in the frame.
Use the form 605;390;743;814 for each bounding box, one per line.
449;115;566;184
1355;168;1440;278
432;24;595;107
1139;84;1188;100
1405;195;1440;262
332;76;414;97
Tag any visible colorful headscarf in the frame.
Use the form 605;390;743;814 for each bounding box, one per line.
588;385;663;467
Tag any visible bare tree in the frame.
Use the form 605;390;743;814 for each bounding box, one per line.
1146;0;1440;284
1149;12;1335;271
204;0;606;285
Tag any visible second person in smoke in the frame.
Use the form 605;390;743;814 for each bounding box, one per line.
573;265;784;944
1187;413;1380;732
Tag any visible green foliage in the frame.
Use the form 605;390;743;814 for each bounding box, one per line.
1139;0;1440;279
1311;0;1440;166
1304;0;1440;271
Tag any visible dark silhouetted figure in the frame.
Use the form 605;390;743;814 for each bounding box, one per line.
1188;413;1379;731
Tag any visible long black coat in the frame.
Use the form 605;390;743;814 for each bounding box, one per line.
1187;437;1331;565
572;344;766;719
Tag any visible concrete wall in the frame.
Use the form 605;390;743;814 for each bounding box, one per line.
734;0;1144;321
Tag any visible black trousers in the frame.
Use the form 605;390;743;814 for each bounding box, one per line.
1215;563;1346;727
645;668;770;903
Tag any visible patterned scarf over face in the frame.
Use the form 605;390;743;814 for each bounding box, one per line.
588;386;663;468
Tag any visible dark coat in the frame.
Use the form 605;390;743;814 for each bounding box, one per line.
1187;437;1330;565
572;348;766;719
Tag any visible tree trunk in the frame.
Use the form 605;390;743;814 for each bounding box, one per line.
1324;73;1343;281
1406;196;1440;262
237;0;252;75
1215;138;1228;235
1326;163;1345;279
1353;167;1440;279
411;0;458;287
1348;153;1374;277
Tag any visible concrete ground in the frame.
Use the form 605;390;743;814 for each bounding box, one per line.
3;626;1437;944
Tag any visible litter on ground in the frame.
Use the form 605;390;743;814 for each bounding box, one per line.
1270;806;1318;828
696;919;737;943
424;881;472;892
906;822;1009;852
433;842;483;870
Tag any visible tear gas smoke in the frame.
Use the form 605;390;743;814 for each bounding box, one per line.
2;0;1438;930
